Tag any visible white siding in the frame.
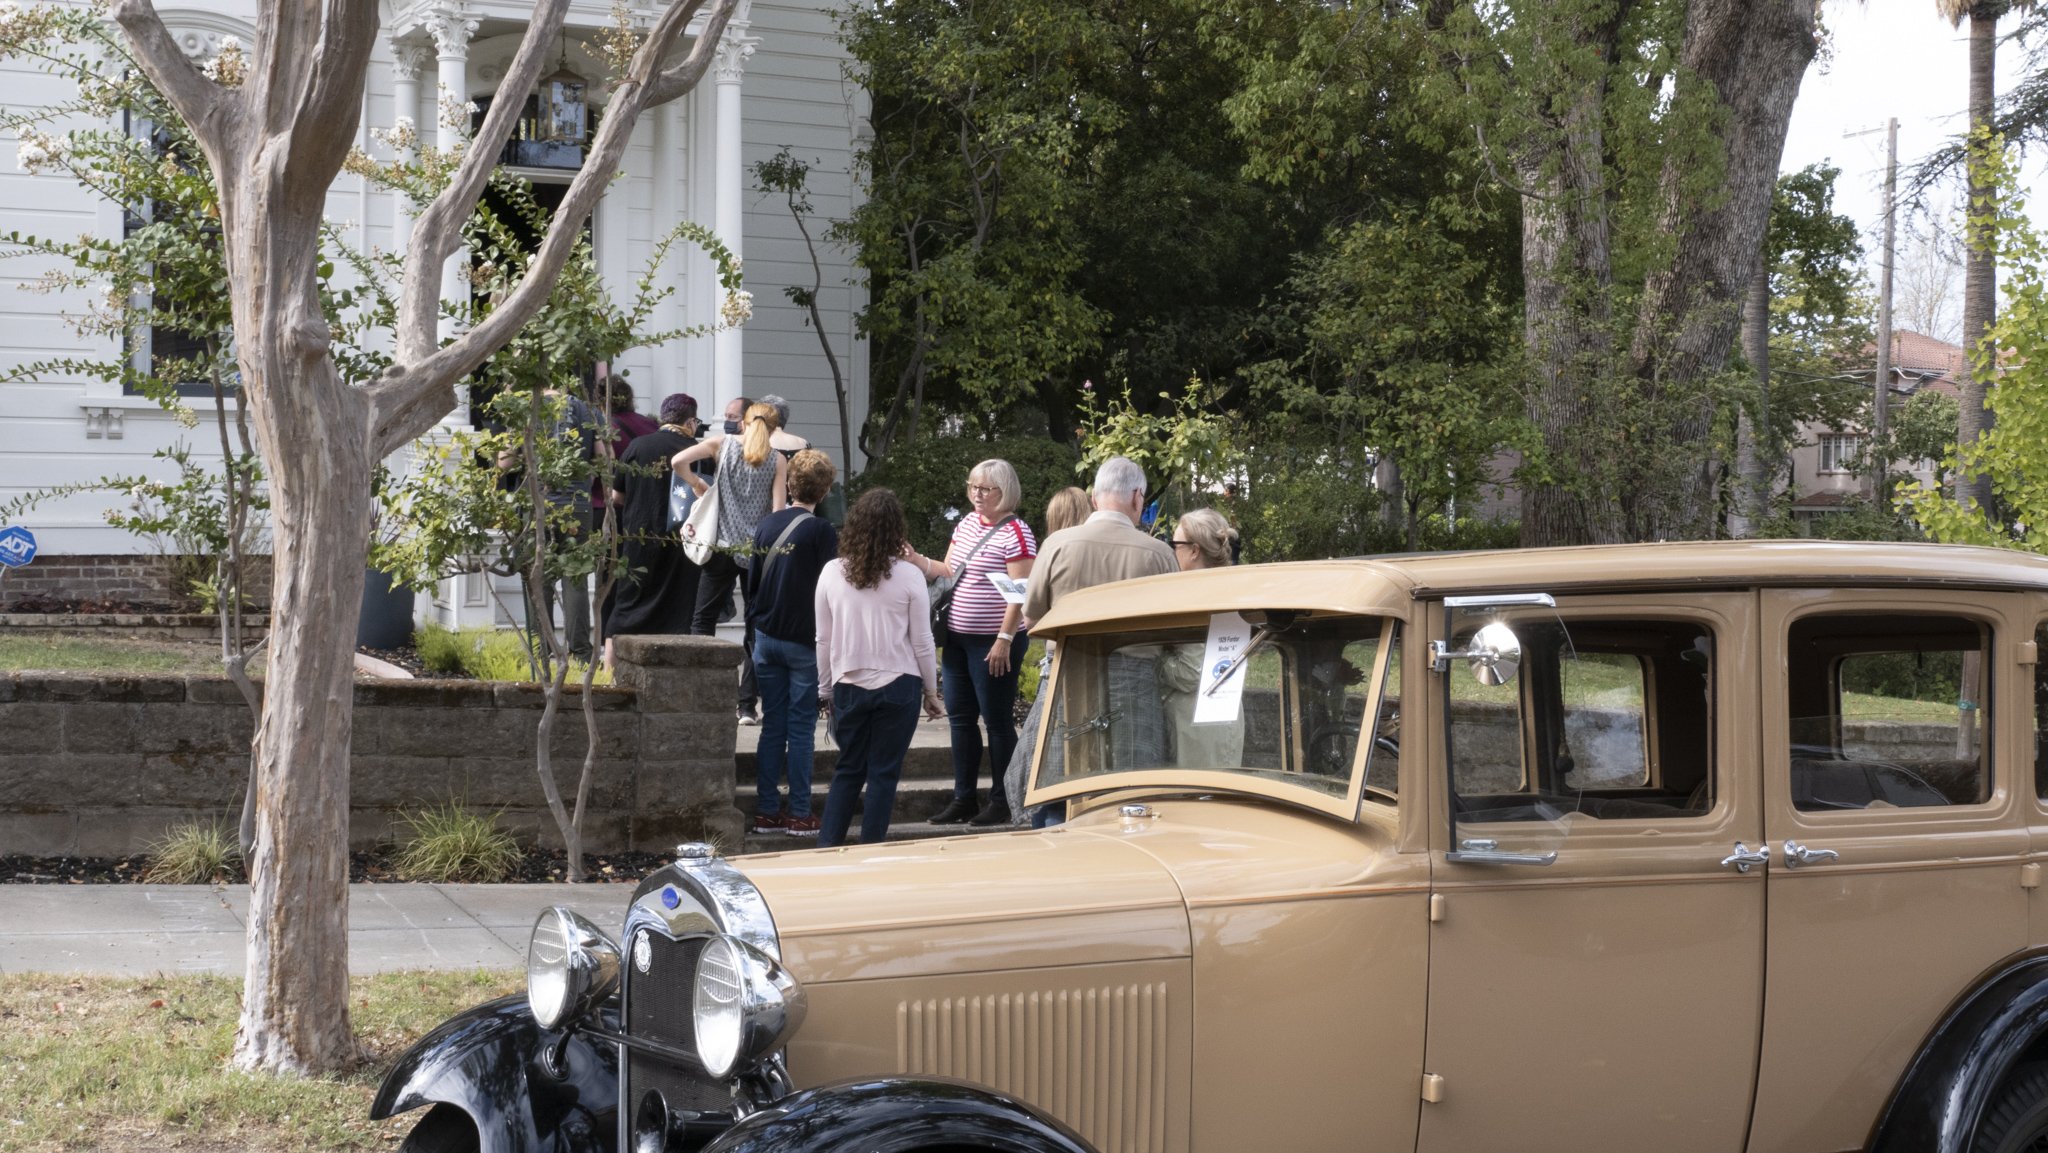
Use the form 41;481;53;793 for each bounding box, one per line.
0;0;869;557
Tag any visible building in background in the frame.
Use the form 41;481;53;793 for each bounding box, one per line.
0;0;869;627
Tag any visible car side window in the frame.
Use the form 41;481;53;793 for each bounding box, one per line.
1448;617;1714;821
1786;613;1991;812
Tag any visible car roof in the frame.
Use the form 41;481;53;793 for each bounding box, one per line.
1029;540;2048;634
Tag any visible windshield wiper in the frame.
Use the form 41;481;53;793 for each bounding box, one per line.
1204;624;1278;697
1059;708;1123;741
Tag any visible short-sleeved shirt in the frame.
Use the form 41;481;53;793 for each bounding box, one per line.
944;513;1037;636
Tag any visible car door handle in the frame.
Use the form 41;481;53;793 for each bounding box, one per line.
1783;840;1840;869
1446;839;1557;866
1721;842;1770;873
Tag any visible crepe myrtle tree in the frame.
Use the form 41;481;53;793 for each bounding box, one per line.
105;0;742;1074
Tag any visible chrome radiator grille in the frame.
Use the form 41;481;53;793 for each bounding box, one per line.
622;931;729;1114
898;983;1170;1153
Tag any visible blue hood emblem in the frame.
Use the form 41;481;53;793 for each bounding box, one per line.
661;886;681;909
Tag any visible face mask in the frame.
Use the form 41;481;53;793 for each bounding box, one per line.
725;419;741;436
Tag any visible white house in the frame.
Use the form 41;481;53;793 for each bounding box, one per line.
0;0;868;624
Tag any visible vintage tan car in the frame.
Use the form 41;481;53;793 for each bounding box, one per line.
376;540;2048;1153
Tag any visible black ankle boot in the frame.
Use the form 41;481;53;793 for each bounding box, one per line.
929;795;977;824
968;796;1011;826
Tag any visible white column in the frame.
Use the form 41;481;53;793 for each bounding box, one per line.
389;43;431;243
651;102;683;401
711;25;755;416
424;2;478;423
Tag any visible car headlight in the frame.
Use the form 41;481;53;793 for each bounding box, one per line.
691;934;806;1078
527;907;621;1031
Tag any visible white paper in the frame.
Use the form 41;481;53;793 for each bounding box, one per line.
985;573;1029;605
1192;611;1250;725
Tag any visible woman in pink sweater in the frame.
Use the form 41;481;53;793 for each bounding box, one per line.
813;489;943;847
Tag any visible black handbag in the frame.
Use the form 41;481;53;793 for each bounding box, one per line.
931;515;1016;649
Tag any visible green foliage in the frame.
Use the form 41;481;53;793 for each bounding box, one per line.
1902;135;2048;549
1076;380;1240;512
143;819;242;884
391;801;524;884
853;433;1080;555
1248;208;1527;545
412;623;603;683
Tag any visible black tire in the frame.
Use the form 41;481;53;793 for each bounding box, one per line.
398;1104;481;1153
1976;1061;2048;1153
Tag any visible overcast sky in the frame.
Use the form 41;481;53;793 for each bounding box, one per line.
1779;2;2046;335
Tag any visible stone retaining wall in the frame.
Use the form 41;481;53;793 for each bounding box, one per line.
0;633;742;857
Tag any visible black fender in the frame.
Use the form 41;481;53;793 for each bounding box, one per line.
1870;949;2048;1153
371;993;619;1153
699;1076;1099;1153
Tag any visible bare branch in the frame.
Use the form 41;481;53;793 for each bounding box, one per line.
392;0;576;365
283;0;382;213
649;0;734;106
370;0;743;455
110;0;233;158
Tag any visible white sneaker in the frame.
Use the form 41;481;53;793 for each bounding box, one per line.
736;707;760;726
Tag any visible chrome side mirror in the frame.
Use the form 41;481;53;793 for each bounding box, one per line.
1429;621;1522;686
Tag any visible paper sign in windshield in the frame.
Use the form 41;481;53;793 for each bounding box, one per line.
1193;611;1250;725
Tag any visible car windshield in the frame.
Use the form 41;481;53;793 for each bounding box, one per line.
1033;614;1397;803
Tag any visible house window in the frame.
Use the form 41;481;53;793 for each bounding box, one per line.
122;112;227;396
1819;434;1862;475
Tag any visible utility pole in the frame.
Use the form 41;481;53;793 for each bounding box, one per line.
1847;117;1900;499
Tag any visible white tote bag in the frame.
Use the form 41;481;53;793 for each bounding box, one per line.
679;472;722;565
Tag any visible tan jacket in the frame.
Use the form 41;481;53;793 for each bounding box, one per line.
1022;510;1175;625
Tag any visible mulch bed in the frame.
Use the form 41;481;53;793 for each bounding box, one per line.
2;594;186;614
2;846;679;885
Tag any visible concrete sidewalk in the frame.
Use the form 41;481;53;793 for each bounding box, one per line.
0;883;630;976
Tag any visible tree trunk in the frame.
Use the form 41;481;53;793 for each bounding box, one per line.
233;365;373;1072
1628;0;1815;540
1956;3;2001;514
1516;141;1624;547
1729;261;1771;537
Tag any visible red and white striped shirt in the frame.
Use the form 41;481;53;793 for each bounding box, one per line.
943;513;1037;636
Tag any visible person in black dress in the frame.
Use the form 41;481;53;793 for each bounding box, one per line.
603;392;704;661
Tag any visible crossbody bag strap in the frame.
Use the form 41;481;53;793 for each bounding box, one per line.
950;514;1018;576
760;509;814;585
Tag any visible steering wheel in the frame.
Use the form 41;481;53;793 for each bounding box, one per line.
1305;723;1361;776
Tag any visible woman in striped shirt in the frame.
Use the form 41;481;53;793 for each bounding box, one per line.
905;459;1037;826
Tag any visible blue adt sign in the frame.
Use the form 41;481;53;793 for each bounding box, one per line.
0;525;37;568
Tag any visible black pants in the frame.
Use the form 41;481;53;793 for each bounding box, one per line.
690;551;758;709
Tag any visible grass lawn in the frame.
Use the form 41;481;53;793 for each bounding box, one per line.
0;635;248;678
0;970;517;1152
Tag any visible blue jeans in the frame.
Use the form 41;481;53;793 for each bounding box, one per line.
819;675;923;847
942;632;1024;803
752;634;818;818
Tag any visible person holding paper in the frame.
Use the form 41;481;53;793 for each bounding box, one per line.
904;459;1037;826
1158;509;1246;768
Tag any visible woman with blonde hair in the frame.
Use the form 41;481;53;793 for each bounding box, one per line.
904;458;1037;826
1160;508;1244;767
673;401;789;723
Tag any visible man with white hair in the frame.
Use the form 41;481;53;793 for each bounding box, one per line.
1014;455;1176;824
1020;455;1175;626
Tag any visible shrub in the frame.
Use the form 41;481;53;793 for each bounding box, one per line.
391;801;524;883
855;434;1080;555
143;819;242;884
413;623;613;684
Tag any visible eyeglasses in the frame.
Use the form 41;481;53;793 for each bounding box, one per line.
1171;538;1193;549
967;484;1002;496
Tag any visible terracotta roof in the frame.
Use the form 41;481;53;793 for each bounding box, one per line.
1886;330;1966;376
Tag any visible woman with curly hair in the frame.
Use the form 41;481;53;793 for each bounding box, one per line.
813;488;943;847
